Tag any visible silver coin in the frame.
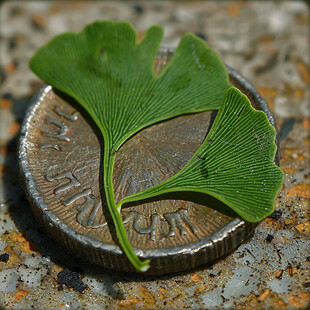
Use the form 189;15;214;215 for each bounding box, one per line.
18;48;279;275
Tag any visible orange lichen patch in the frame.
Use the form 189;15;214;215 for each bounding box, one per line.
0;164;11;173
8;232;39;254
287;183;310;198
258;35;275;44
282;149;307;161
294;89;305;100
50;3;61;14
270;300;287;308
256;87;278;97
299;292;310;299
288;266;298;276
284;218;294;225
5;63;17;73
118;297;140;308
8;122;20;136
1;147;8;155
190;273;201;282
197;285;207;292
3;245;21;264
166;299;186;307
4;245;15;254
275;270;283;278
288;293;310;308
295;221;310;234
263;217;281;229
13;290;28;301
226;3;241;17
158;293;166;300
139;286;156;308
140;286;156;309
159;286;168;299
32;14;46;29
256;87;278;111
159;287;168;296
0;98;12;109
257;289;270;301
51;265;63;273
296;154;306;161
303;118;310;130
296;60;310;83
281;167;296;173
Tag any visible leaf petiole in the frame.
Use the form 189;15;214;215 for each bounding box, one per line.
103;145;150;272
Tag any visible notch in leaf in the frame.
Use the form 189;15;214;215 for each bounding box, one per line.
118;87;284;223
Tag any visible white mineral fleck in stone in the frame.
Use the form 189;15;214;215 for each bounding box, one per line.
0;240;7;251
201;287;223;308
267;273;293;294
0;269;19;292
222;266;259;299
83;276;109;297
0;213;16;234
23;255;45;269
61;292;81;310
18;266;47;288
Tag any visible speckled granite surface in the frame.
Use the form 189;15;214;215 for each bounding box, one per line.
0;1;309;309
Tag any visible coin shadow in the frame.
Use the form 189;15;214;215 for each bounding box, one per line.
2;92;125;299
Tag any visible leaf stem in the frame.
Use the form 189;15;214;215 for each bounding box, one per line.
103;145;150;272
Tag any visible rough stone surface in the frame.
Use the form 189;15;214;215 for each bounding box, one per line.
0;1;309;309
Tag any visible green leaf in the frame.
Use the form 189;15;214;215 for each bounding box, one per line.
119;87;284;223
29;21;232;272
29;21;231;152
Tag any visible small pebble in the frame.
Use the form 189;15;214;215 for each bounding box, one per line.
133;4;144;14
265;234;274;243
268;210;283;221
8;38;17;50
0;253;10;262
57;269;86;293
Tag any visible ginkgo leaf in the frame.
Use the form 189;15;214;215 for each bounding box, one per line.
29;21;232;272
29;21;231;152
118;87;284;223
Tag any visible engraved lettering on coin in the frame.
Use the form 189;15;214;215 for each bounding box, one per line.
63;188;92;206
164;208;198;237
42;117;70;141
55;106;79;121
134;213;158;241
123;211;159;241
45;170;81;195
76;196;105;228
39;143;62;151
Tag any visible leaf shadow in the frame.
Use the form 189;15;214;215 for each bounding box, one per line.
54;89;122;250
122;191;239;219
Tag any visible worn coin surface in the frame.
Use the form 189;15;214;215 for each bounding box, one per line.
18;48;278;275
